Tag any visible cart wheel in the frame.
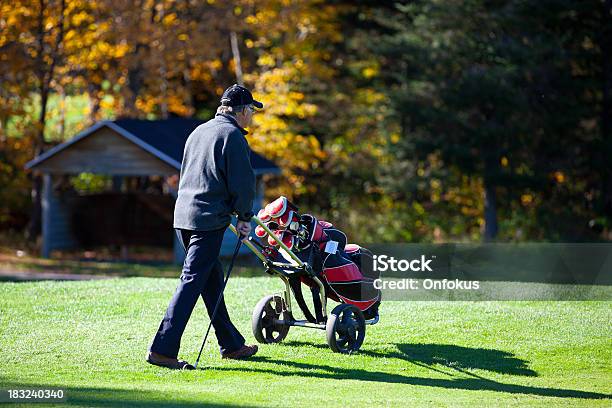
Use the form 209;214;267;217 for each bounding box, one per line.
326;304;366;354
252;295;290;344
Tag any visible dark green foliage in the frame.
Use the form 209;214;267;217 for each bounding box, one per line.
360;0;610;241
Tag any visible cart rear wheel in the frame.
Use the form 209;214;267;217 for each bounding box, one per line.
252;295;290;344
326;304;366;354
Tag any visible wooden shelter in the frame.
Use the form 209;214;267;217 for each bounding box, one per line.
25;118;279;263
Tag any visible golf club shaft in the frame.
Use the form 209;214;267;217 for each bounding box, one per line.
193;236;243;369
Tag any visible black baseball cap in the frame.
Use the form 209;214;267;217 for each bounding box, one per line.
220;84;263;109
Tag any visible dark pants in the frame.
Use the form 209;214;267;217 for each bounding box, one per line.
149;227;245;358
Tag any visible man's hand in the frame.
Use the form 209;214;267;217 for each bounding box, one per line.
236;220;252;240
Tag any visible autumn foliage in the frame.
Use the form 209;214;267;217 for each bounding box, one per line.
0;0;610;242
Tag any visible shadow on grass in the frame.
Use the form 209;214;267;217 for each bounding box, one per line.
211;343;610;400
284;340;537;376
0;382;253;407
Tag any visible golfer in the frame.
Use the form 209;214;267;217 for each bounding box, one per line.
147;84;262;369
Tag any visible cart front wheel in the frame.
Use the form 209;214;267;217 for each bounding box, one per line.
326;304;366;354
252;295;290;344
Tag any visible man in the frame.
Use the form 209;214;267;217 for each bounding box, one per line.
147;84;263;369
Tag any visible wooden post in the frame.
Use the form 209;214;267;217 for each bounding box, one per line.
41;173;52;258
112;176;123;192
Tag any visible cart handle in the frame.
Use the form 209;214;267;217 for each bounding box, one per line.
228;224;266;262
228;216;305;268
250;215;305;267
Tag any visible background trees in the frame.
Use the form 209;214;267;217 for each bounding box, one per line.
0;0;609;243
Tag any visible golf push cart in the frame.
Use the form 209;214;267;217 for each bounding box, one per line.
229;196;381;354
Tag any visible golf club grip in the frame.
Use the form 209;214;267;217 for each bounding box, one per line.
194;237;242;368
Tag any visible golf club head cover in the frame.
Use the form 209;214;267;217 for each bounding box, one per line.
267;229;295;250
255;225;268;239
344;243;361;254
265;196;287;218
265;196;299;219
277;210;298;229
281;232;295;250
267;230;282;247
257;208;271;223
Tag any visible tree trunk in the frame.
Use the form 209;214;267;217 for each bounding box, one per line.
88;83;101;124
483;148;499;241
483;177;498;241
160;64;168;118
600;0;612;221
230;31;244;85
59;84;65;140
27;0;66;241
27;0;47;241
27;86;49;238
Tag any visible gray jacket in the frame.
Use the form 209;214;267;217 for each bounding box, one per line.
173;113;255;231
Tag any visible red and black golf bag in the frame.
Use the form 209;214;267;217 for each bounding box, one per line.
255;197;381;323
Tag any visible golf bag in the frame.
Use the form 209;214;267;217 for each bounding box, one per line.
255;197;381;322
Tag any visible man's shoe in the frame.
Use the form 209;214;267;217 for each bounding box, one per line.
221;344;258;360
146;351;195;370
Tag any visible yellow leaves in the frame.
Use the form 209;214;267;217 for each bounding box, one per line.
357;88;385;105
65;30;76;42
413;202;426;215
162;13;177;26
167;94;194;117
245;10;278;26
113;42;130;58
362;62;380;79
71;11;92;26
362;67;377;78
178;33;189;41
135;96;157;113
189;64;212;83
501;156;509;167
248;60;325;175
257;54;276;67
99;96;115;111
6;12;22;27
97;42;110;54
251;66;319;121
553;171;565;183
210;59;223;70
521;194;533;205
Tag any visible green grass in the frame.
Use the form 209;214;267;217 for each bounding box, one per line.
0;277;610;407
